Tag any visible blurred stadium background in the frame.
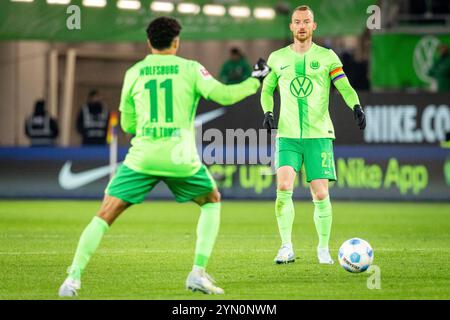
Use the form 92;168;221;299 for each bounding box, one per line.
0;0;449;201
0;0;449;299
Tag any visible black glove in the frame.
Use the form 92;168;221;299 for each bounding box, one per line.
251;58;270;83
353;104;366;130
263;112;277;134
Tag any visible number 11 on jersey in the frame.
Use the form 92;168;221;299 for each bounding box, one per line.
145;79;174;123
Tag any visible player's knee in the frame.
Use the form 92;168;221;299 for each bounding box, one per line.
97;206;123;225
312;189;329;201
194;189;221;206
207;190;221;203
278;180;293;191
96;210;111;225
96;196;130;225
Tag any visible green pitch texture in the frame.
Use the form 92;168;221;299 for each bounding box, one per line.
0;201;449;300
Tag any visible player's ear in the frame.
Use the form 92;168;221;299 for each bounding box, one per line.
172;37;180;50
312;22;317;31
147;39;153;51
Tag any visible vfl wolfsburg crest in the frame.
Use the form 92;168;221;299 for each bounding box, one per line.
310;61;320;69
413;35;440;85
290;76;313;98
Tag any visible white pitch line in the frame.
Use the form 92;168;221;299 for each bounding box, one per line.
0;248;449;255
0;249;271;255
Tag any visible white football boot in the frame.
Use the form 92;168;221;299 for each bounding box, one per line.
58;278;80;297
317;247;334;264
186;269;224;295
274;243;295;264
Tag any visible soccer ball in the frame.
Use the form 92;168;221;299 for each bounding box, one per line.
338;238;374;273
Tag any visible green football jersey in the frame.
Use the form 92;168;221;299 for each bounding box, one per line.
262;43;346;139
119;54;221;177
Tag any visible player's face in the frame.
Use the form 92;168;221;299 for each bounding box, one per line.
290;10;316;42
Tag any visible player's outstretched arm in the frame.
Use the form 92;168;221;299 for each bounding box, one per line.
332;72;366;130
206;59;270;106
208;78;259;106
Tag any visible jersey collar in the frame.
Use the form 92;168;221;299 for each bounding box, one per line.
288;42;317;56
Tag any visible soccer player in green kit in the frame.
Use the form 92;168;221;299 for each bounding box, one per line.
58;17;270;297
260;5;366;264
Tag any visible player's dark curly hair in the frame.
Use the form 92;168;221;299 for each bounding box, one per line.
146;17;182;50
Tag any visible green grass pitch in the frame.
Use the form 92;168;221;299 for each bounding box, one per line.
0;200;449;300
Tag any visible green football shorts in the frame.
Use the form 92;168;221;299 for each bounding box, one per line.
275;137;337;182
105;164;217;204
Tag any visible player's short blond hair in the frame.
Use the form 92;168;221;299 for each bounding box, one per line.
292;5;314;20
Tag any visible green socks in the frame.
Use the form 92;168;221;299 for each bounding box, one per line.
313;196;333;248
275;191;332;248
193;202;221;269
68;216;109;281
275;190;295;245
68;204;221;279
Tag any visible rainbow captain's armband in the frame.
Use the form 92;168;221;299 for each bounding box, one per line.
330;67;346;83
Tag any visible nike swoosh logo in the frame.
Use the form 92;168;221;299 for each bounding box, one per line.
58;161;119;190
58;109;226;190
194;108;226;127
280;65;290;70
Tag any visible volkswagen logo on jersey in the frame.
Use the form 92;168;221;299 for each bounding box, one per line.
310;61;320;69
290;76;313;98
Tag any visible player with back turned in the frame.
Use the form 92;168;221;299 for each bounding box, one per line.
58;17;270;297
260;5;366;265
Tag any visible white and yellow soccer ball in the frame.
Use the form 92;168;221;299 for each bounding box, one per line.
338;238;374;273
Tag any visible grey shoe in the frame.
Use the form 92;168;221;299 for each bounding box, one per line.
274;243;295;264
317;247;334;264
186;270;224;295
58;278;80;297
